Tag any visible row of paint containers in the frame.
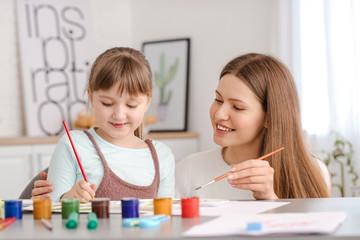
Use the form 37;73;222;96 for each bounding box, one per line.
2;197;200;220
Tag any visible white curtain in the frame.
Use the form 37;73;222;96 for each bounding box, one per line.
290;0;360;196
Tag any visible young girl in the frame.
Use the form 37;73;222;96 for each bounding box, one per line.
175;53;331;199
47;47;175;202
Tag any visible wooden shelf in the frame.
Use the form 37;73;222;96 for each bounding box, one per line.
0;132;198;146
0;136;61;146
147;131;198;139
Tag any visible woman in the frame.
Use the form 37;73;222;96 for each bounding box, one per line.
175;53;331;200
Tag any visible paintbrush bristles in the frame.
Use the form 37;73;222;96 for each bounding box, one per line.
194;180;215;191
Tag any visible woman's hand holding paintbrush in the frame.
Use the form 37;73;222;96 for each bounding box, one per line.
227;157;278;200
195;147;284;200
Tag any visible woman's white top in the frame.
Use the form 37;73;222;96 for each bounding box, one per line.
175;147;331;199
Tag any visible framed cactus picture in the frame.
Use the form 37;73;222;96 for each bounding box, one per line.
142;38;190;132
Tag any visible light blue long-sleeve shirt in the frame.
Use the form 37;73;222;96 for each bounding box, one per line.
47;127;175;201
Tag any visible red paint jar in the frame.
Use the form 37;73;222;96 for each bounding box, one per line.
181;197;199;218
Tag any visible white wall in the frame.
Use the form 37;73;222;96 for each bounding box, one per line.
0;0;280;152
132;0;279;151
0;0;23;136
89;0;133;54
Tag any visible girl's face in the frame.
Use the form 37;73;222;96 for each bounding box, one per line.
210;74;266;149
89;82;151;146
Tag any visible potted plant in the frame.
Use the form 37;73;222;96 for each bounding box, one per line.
321;132;359;197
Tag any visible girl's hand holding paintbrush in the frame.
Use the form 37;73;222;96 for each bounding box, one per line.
227;159;277;200
61;181;96;203
61;120;96;203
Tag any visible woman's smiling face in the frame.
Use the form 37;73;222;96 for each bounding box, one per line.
210;74;267;149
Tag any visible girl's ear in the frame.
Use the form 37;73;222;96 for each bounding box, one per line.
87;88;93;106
145;93;153;110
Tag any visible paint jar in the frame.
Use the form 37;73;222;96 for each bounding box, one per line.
153;198;172;216
33;199;52;219
91;198;110;218
5;200;22;219
61;199;80;219
121;198;139;218
181;197;200;218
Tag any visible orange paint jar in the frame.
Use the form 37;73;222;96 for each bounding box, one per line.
33;199;52;219
153;198;172;216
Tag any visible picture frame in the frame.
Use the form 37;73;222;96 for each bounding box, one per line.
142;38;190;132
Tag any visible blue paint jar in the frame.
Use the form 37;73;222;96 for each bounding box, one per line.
5;200;23;219
121;198;139;218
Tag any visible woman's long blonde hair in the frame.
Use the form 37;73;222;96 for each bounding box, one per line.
220;53;329;198
87;47;152;139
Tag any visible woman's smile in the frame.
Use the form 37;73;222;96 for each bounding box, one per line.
216;124;235;134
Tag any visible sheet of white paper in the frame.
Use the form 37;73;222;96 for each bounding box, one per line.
184;211;347;237
171;201;289;216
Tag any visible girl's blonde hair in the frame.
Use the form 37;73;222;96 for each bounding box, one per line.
220;53;330;198
88;47;152;139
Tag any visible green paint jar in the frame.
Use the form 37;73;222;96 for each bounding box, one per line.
61;199;80;219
